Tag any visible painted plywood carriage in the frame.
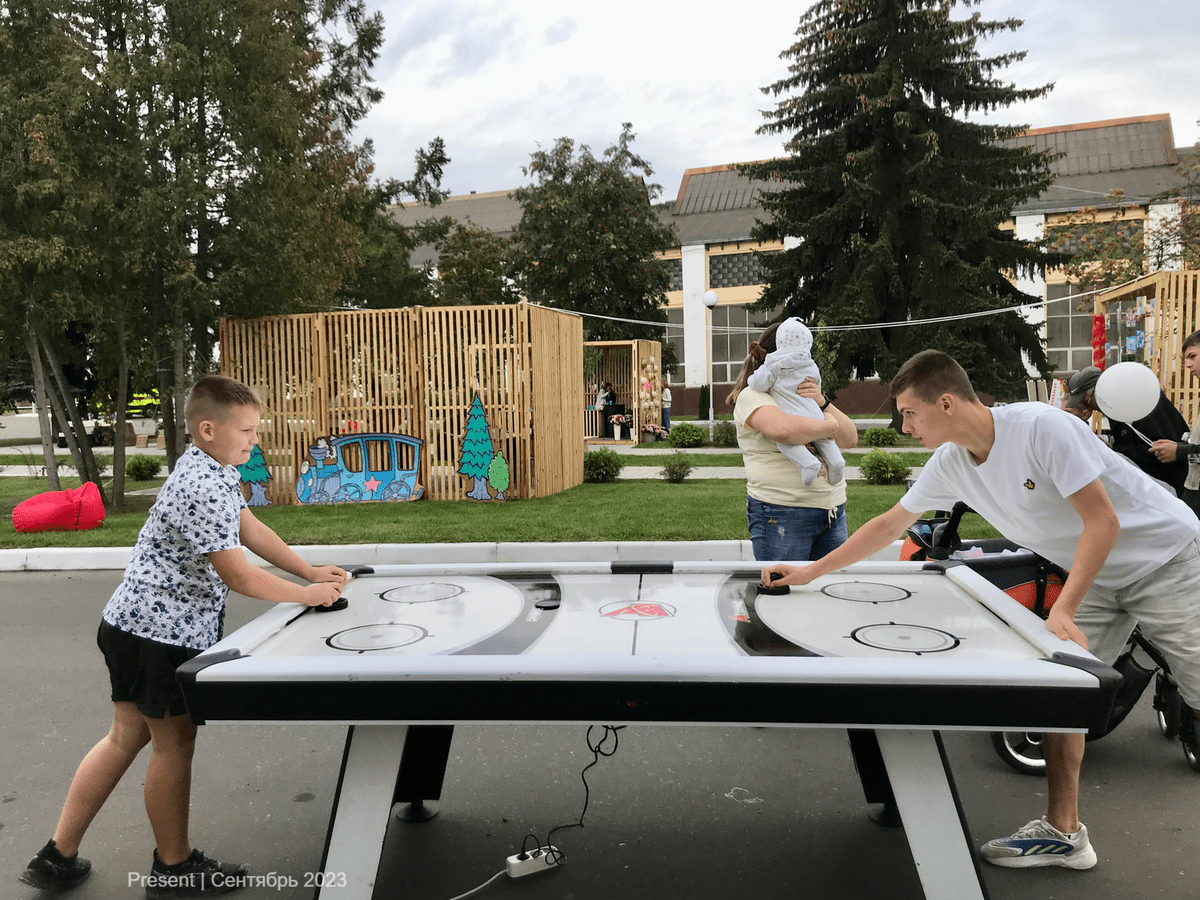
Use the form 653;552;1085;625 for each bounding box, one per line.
219;302;584;504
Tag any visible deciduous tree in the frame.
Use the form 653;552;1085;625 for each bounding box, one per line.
512;124;677;347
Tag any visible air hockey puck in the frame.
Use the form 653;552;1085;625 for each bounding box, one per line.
314;598;349;612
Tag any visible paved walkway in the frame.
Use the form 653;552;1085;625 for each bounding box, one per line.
590;440;923;481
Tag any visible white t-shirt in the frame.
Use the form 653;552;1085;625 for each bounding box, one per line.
902;403;1198;589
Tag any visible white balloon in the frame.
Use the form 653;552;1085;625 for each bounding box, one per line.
1094;362;1159;422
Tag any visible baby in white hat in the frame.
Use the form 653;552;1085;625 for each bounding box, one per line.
747;317;844;485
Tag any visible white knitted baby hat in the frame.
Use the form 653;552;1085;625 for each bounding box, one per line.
775;317;812;354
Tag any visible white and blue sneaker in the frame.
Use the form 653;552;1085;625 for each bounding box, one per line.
980;817;1097;869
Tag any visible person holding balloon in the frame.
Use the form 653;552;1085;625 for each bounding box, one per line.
1063;364;1189;498
762;349;1200;873
1150;329;1200;519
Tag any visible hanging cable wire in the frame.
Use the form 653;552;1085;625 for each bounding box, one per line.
528;274;1132;335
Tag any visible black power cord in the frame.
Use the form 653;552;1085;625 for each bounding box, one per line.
545;725;625;859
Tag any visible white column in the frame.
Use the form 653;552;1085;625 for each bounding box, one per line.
681;243;709;387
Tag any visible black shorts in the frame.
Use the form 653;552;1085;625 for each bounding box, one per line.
96;620;202;719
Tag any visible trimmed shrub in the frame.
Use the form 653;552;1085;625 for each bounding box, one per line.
668;421;705;448
857;449;910;485
660;451;694;484
710;420;737;447
125;454;162;482
583;448;625;483
863;426;900;447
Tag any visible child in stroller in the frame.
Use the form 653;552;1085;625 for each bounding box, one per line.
902;502;1199;773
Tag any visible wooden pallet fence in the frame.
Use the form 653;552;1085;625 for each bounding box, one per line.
1096;270;1200;424
219;302;583;504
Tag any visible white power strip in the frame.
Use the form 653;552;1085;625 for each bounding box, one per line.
505;846;561;878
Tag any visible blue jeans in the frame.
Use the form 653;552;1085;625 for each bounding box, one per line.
747;496;847;562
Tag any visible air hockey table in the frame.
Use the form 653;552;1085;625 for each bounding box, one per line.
177;560;1120;900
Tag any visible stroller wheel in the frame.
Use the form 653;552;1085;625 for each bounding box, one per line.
1156;676;1181;738
1181;709;1200;773
991;731;1047;775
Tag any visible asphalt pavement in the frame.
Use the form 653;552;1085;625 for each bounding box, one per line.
2;567;1196;900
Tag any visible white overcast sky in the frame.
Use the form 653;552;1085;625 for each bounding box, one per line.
354;0;1200;201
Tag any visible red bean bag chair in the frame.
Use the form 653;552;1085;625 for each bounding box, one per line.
12;482;106;533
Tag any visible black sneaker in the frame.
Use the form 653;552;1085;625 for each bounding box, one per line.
18;839;92;890
145;849;248;899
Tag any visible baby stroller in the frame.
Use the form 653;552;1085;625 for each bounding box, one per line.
902;502;1199;774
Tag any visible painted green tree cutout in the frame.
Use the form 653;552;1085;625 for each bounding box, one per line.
238;444;272;506
487;450;510;501
458;394;495;500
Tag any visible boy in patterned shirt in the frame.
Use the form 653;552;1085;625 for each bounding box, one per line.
21;375;348;897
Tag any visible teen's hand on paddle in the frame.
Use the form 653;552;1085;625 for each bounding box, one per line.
760;563;813;588
1045;606;1088;650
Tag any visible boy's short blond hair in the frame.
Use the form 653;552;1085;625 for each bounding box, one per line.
889;350;977;405
184;375;263;430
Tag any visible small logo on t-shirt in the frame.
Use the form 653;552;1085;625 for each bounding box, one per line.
1023;479;1035;490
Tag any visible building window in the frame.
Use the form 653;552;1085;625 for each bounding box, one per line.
666;306;685;372
710;302;779;383
1044;283;1099;375
663;257;683;292
708;251;779;289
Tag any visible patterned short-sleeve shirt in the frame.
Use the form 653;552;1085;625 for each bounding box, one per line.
102;445;247;649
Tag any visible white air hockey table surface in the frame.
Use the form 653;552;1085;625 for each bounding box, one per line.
178;560;1119;900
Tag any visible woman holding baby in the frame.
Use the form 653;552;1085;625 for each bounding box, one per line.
727;319;858;562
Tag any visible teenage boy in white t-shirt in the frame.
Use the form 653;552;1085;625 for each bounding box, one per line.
762;349;1200;872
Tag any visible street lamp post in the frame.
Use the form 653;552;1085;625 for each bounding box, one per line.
703;290;718;427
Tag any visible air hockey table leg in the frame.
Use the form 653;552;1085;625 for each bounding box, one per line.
392;725;455;821
315;724;409;900
874;730;989;900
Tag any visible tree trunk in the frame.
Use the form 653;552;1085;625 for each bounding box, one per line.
173;323;187;461
22;322;60;490
111;320;130;510
35;321;109;504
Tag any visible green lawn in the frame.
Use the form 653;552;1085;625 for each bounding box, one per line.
0;475;999;549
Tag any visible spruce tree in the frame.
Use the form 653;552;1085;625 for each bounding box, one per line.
745;0;1061;397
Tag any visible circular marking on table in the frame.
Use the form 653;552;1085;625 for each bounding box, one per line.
379;582;465;604
326;623;429;652
821;581;912;603
849;623;960;654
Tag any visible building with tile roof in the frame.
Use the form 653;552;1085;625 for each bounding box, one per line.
389;189;523;267
390;113;1196;412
